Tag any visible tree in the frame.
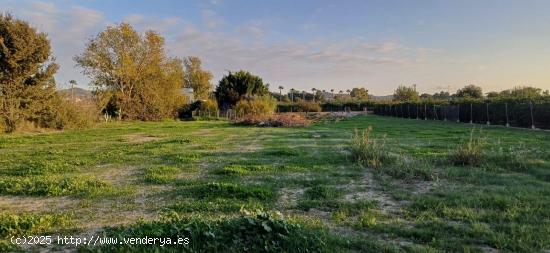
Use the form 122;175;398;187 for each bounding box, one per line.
455;84;483;99
350;87;369;100
278;86;284;101
311;88;316;101
0;14;59;132
74;23;185;120
393;85;419;102
69;80;77;101
509;86;543;100
183;56;213;100
432;91;451;101
214;70;269;109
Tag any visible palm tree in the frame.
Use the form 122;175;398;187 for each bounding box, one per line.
311;88;316;102
346;89;351;95
278;86;284;101
290;88;295;102
330;89;334;101
69;80;77;101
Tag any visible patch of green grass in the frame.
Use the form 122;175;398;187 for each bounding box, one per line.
0;212;73;252
211;164;277;175
381;156;438;181
1;115;550;252
143;166;180;184
0;175;110;196
181;182;276;201
81;210;344;253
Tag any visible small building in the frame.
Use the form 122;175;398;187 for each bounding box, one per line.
181;88;194;102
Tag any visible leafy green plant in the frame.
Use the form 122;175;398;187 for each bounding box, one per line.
450;128;486;166
349;127;391;168
0;175;109;196
83;210;340;252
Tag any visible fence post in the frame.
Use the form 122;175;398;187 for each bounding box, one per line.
470;103;473;124
530;101;535;129
457;105;460;123
424;104;427;120
486;103;490;125
443;105;447;121
505;102;509;127
433;104;437;120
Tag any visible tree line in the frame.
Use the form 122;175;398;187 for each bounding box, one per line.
2;13;549;133
0;14;273;132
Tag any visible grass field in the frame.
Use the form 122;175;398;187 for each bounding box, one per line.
1;115;550;252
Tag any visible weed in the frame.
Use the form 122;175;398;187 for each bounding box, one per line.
450;128;486;166
489;145;530;171
349;127;391;168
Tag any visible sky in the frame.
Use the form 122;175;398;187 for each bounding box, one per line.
3;0;550;95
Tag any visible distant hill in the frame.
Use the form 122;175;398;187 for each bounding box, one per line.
58;87;92;99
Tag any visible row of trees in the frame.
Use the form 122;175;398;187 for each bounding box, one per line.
393;84;550;103
2;13;549;132
1;13;273;132
272;87;369;103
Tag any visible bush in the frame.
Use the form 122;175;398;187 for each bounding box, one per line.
235;96;276;117
450;128;486;166
52;98;100;129
233;114;311;127
296;101;321;112
349;127;391;168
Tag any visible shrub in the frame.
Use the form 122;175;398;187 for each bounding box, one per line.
233;113;311;127
450;128;486;166
296;101;321;112
235;96;276;117
349;127;391;168
53;98;100;129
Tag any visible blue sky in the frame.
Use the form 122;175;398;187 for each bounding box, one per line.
3;0;550;94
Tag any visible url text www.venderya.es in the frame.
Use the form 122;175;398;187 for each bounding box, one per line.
10;235;190;247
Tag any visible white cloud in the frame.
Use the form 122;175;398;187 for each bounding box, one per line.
3;0;106;88
202;9;224;29
2;1;430;93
